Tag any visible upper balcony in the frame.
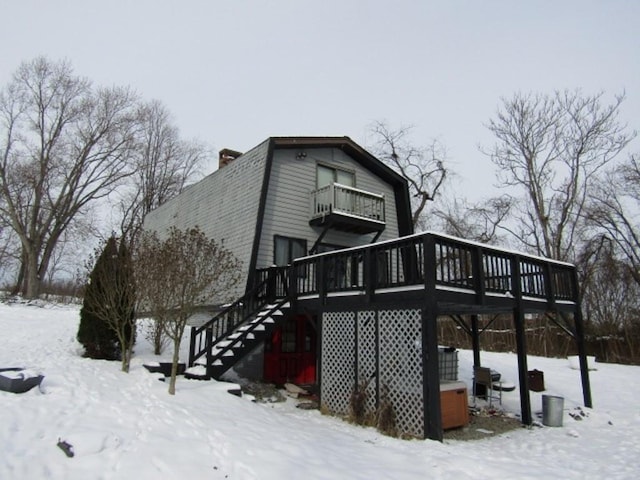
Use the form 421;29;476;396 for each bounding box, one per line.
309;182;386;235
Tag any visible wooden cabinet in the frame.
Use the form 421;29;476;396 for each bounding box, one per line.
440;381;469;430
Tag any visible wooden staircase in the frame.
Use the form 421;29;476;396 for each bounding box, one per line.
188;275;290;379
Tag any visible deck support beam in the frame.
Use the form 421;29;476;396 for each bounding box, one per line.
514;305;532;425
422;236;442;441
471;314;481;368
511;255;532;425
575;306;593;408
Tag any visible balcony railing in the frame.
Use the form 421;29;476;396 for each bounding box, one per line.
310;183;385;225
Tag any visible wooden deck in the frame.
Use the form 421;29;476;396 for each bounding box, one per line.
205;231;590;441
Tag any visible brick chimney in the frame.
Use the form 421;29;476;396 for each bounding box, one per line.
218;148;243;169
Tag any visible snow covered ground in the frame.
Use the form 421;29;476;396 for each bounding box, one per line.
1;301;639;479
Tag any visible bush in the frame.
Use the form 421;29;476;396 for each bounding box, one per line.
77;239;121;360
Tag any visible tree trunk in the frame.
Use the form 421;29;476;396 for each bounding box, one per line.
168;338;181;395
121;322;136;373
23;247;41;299
10;256;25;296
120;330;130;373
121;350;129;373
153;319;164;355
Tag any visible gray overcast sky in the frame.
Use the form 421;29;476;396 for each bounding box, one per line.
1;0;638;200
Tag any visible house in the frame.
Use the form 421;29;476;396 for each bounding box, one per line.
144;136;413;384
144;136;592;441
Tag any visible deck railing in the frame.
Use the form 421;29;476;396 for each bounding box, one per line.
255;265;290;299
289;232;577;305
310;182;385;223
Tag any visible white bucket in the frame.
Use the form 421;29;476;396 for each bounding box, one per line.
567;355;597;370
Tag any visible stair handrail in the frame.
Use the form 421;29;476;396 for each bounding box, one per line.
204;296;291;378
189;276;273;366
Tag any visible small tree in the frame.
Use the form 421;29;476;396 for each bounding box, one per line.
134;227;241;394
78;237;135;364
144;315;170;356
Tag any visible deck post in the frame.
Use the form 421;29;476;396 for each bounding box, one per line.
374;311;380;408
574;306;593;408
572;270;593;408
471;246;486;305
471;314;481;368
511;255;532;425
422;235;442;441
364;247;375;304
318;256;326;305
316;311;323;409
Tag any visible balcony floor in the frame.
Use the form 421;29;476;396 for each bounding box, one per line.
309;211;386;234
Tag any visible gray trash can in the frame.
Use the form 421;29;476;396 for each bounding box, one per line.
542;395;564;427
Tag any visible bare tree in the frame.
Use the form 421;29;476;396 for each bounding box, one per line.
433;195;512;244
368;121;448;230
589;153;640;286
119;99;207;246
0;57;139;298
582;240;640;362
484;90;634;262
134;227;242;395
0;219;20;283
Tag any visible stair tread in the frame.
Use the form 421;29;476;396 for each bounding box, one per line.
190;298;290;380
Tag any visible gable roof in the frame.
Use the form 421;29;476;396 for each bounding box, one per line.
268;136;409;192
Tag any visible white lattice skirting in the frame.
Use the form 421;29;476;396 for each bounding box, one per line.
320;308;425;438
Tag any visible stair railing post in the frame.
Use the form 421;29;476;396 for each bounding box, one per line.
267;265;277;303
188;326;197;367
318;256;326;304
289;262;298;309
205;325;213;378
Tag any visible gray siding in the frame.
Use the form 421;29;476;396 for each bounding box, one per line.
257;147;400;269
143;139;270;301
143;139;405;303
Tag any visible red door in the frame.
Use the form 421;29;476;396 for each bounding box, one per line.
264;315;317;385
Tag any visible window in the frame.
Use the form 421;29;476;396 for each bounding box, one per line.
281;318;297;353
274;235;307;266
317;164;355;189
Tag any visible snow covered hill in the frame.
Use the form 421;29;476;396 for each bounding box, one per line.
1;301;638;479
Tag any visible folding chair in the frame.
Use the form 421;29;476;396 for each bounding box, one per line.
473;366;502;407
